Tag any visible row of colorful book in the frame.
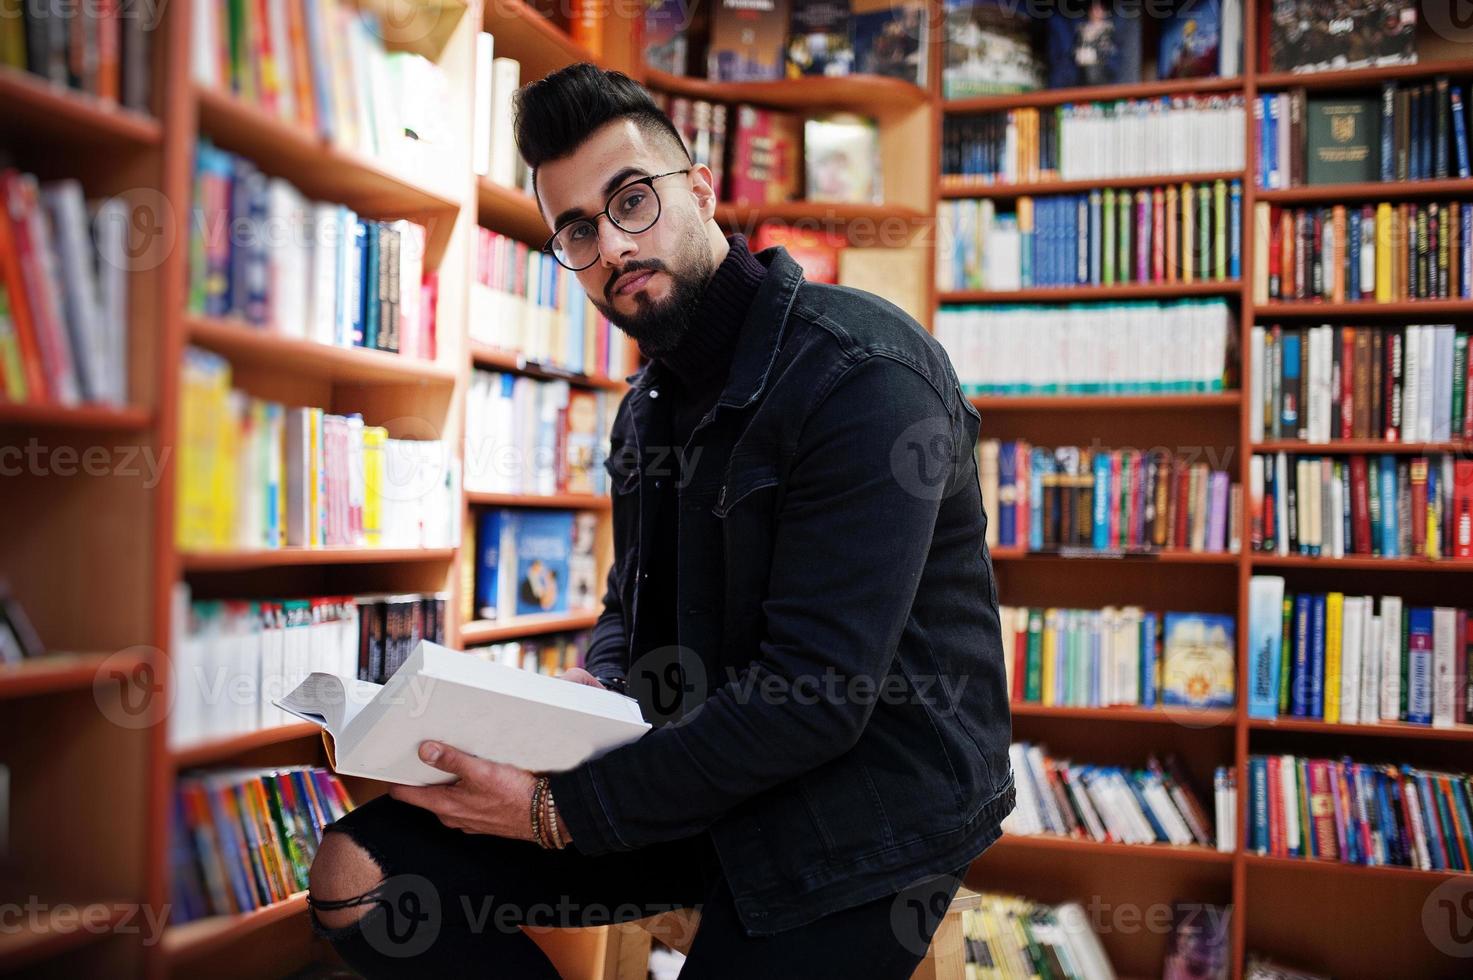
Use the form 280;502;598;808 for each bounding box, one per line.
193;0;452;182
940;0;1242;99
170;766;354;923
465;371;614;498
1250;200;1473;304
1248;324;1472;445
170;585;449;747
941;97;1248;186
467;629;592;677
178;347;459;551
469;229;632;380
1247;753;1473;872
189;141;436;360
1003;741;1224;851
1255;80;1472;190
474;509;599;623
472;36;523;189
977;441;1241;556
1247;452;1473;560
1000;606;1235;711
958;893;1115;980
1;0;150;109
643;0;927;85
935;300;1231;397
936;182;1242;293
1247;578;1473;728
651;94;728;208
1;171;129;406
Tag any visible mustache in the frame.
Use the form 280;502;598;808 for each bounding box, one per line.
606;260;668;301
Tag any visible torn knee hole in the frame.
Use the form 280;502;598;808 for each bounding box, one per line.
308;832;388;930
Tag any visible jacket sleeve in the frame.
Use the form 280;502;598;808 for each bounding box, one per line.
550;356;967;853
581;549;629;685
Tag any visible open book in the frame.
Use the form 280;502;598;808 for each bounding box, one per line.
274;640;650;785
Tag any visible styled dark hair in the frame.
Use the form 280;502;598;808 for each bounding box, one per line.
512;62;691;191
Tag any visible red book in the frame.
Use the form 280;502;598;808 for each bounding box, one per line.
2;171;77;404
1455;460;1473;558
1267;755;1285;857
1350;455;1373;554
0;172;48;401
1268;206;1283;297
1174;460;1192;550
1307;760;1339;861
1152;188;1165;282
1409;457;1429;557
1340;328;1355;440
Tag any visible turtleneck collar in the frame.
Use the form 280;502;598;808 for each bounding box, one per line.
654;234;767;396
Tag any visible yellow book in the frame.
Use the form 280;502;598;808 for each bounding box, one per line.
363;425;386;547
1181;183;1194;283
1324;592;1344;723
308;407;321;547
1375;203;1393;301
1167;184;1180;283
1039;609;1057;707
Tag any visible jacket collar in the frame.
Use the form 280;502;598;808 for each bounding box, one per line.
624;246;804;411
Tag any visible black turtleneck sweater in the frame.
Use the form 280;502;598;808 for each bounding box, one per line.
640;234;767;660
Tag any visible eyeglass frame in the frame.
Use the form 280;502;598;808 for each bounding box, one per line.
541;168;693;271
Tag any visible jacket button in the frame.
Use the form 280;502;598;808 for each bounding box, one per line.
649;388;660;399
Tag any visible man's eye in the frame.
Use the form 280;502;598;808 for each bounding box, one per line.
568;223;593;242
618;191;646;213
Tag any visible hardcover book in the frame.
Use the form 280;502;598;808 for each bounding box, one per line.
1162;611;1237;708
804;113;881;203
1267;0;1417;74
1305;97;1380;185
1159;0;1221;80
1045;0;1141;89
851;0;926;85
941;0;1042;100
708;0;790;81
643;0;690;75
784;0;853;77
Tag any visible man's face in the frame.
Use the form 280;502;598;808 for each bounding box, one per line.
536;118;717;358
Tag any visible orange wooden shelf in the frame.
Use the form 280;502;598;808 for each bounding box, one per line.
943;75;1243;114
1255;176;1473;203
172;724;324;769
1249;554;1473;571
969;392;1241;412
179;547;455;572
1251;439;1472;454
460;610;601;645
0;650;151;701
1255;59;1473;92
466;491;611;509
0;901;129;971
186;315;457;386
714;201;929;227
0;66;160;146
941;281;1240;303
990;834;1234;866
990;547;1239;565
469;342;629;390
162;893;309;963
477;177;549;245
645;67;929;115
1011;702;1236;727
941;171;1245;199
0;401;151;430
1242;853;1473;884
482;0;597;80
1248;716;1473;743
1255;299;1473;317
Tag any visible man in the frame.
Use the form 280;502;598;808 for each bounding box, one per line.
308;62;1012;977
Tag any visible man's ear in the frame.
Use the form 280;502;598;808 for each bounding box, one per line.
688;164;718;220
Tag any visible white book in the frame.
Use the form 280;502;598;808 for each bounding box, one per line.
1432;606;1457;727
1433;326;1454;443
1278;753;1300;853
474;33;496;177
192;0;219;87
307;204;341;345
277;641;650;785
1340;596;1363;724
1056;903;1119;980
489;57;522;187
1379;595;1403;721
1418;326;1436;442
1361;612;1382;724
1274;452;1289;556
1402;325;1420;443
41;181;106;402
1249;326;1265;440
90;196;129;404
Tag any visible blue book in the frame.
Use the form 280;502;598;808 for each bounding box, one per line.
1280;332;1301;433
1455;86;1472;178
1464;205;1473;298
1449;778;1473;870
1161;612;1235;708
1410;86;1423;180
1416;773;1447;869
1229;181;1242;279
348;219;367;346
1247;576;1284;719
1381;83;1396;182
1406;606;1434;724
475;509;507;619
998;441;1017;544
1264;95;1279;189
1140;611;1157;707
362;222;380;350
1309;594;1326;718
1250;757;1270;852
1092;451;1111;549
1124;773;1170;843
511;511;575;616
1348;209;1361;298
1029;447;1050;551
1291;593;1312;716
1378;455;1399;556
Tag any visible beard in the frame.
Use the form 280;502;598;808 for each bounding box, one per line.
590;223;715;360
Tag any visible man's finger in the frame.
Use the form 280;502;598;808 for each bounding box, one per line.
419;740;479;778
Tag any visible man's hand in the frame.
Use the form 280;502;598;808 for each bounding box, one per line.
387;742;537;840
558;667;605;689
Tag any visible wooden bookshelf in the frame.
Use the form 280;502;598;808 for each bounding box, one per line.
477;176;549;244
171;724;326;769
1255;176;1473;203
644;66;929;114
970;392;1243;412
941;171;1246;199
1247;717;1473;743
0;65;162;146
940;281;1241;303
460;609;603;645
186;315;460;386
1255;299;1473;317
0;401;153;430
0;650;151;701
942;74;1243;114
466;491;613;509
178;547;457;572
469;342;630;390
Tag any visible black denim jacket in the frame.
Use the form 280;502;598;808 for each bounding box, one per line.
548;246;1014;935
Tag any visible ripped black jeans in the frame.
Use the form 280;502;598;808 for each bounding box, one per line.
310;795;968;978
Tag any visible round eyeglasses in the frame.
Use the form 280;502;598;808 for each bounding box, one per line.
543;169;691;271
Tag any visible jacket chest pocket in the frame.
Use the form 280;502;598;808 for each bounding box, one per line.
712;458;780;662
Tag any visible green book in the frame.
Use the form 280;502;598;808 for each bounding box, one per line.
1454;334;1469;438
1278;595;1293;716
1306;96;1381;185
1118;190;1132;284
1025;609;1043;701
1213;180;1227;281
1103;188;1116;285
1197;185;1210;281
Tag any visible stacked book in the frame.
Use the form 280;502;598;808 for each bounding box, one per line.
467;629;593;676
1250;200;1473;303
178;347;459;551
977;441;1241;555
1248;324;1472;444
937;181;1242;291
936;300;1231;396
1000;606;1235;711
1247;753;1473;872
1;171;129;406
959;893;1116;980
1256;79;1472;190
942;96;1247;186
465;371;614;497
170;766;354;923
170;585;450;748
189;141;436;361
474;509;599;623
470;229;631;379
1247;451;1473;559
195;0;452;181
1004;741;1222;850
1248;577;1473;728
2;0;151;109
